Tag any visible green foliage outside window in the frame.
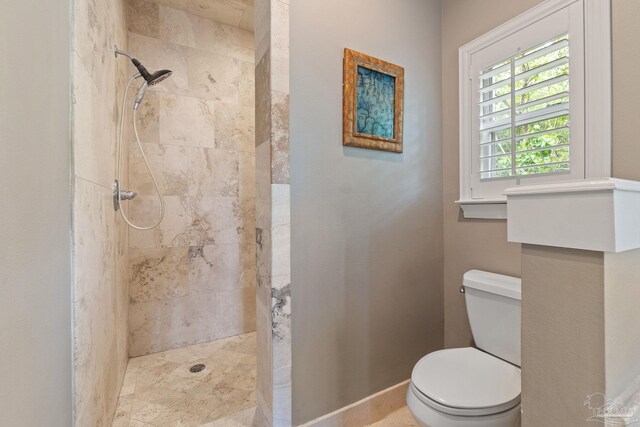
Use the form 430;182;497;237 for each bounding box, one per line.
482;34;571;178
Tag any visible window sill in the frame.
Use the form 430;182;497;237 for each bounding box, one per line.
456;199;507;220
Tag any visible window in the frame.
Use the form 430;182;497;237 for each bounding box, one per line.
480;34;571;180
458;0;611;219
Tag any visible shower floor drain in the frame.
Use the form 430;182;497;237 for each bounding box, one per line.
189;363;206;373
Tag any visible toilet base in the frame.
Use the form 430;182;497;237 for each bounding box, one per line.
407;384;521;427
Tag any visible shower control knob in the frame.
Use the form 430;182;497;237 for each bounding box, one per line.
112;179;137;212
119;190;137;201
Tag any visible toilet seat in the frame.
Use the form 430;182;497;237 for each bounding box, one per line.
410;347;521;416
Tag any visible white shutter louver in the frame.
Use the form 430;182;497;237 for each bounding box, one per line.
478;34;570;180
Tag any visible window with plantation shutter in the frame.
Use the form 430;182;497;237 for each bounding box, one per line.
457;0;611;219
479;34;571;180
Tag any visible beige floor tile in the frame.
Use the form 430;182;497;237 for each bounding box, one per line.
135;384;188;407
130;399;171;423
151;407;205;427
365;406;419;427
155;371;213;393
201;388;255;424
120;365;140;397
111;332;256;427
136;359;182;386
172;393;226;419
111;394;134;427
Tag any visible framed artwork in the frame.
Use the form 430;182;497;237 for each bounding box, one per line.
343;48;405;153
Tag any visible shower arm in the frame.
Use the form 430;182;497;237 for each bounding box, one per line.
114;46;147;108
115;45;168;88
114;46;146;79
114;46;134;60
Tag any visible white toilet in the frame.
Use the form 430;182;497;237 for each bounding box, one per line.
407;270;522;427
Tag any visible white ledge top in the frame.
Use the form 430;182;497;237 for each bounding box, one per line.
504;178;640;196
506;178;640;253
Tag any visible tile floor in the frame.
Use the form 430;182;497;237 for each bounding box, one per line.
112;332;256;427
365;406;419;427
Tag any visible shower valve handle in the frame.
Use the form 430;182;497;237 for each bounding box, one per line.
112;179;137;212
119;190;137;201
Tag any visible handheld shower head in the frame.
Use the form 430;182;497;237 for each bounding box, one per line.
132;70;173;110
115;47;173;108
147;69;173;85
134;82;148;111
130;58;173;86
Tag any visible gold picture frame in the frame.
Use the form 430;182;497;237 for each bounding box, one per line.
343;48;404;153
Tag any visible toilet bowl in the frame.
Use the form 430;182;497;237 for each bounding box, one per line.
407;347;521;427
407;270;522;427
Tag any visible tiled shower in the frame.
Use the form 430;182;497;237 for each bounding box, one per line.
124;0;257;358
69;0;270;425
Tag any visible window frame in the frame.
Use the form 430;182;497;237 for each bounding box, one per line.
457;0;611;219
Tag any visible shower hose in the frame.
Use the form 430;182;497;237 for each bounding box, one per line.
115;74;165;230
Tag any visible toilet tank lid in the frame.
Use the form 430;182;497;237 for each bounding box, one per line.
463;270;521;300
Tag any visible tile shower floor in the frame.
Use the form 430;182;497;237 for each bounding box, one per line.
365;406;419;427
112;332;256;427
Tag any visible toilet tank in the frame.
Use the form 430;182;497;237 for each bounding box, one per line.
464;270;521;366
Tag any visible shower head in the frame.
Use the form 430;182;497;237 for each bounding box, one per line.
147;69;173;86
115;47;173;86
132;67;172;109
131;57;173;86
115;47;173;110
132;70;172;110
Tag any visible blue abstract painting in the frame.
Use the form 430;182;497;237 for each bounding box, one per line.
356;66;396;139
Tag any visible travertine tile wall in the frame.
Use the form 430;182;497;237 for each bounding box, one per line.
255;0;291;424
125;0;257;357
71;0;129;425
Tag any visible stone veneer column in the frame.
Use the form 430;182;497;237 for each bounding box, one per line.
255;0;291;425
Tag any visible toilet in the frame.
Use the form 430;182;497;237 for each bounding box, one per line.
407;270;522;427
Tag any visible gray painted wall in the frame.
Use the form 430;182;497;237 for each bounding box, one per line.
612;0;640;180
521;245;605;426
441;0;542;350
290;0;444;423
0;1;72;425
